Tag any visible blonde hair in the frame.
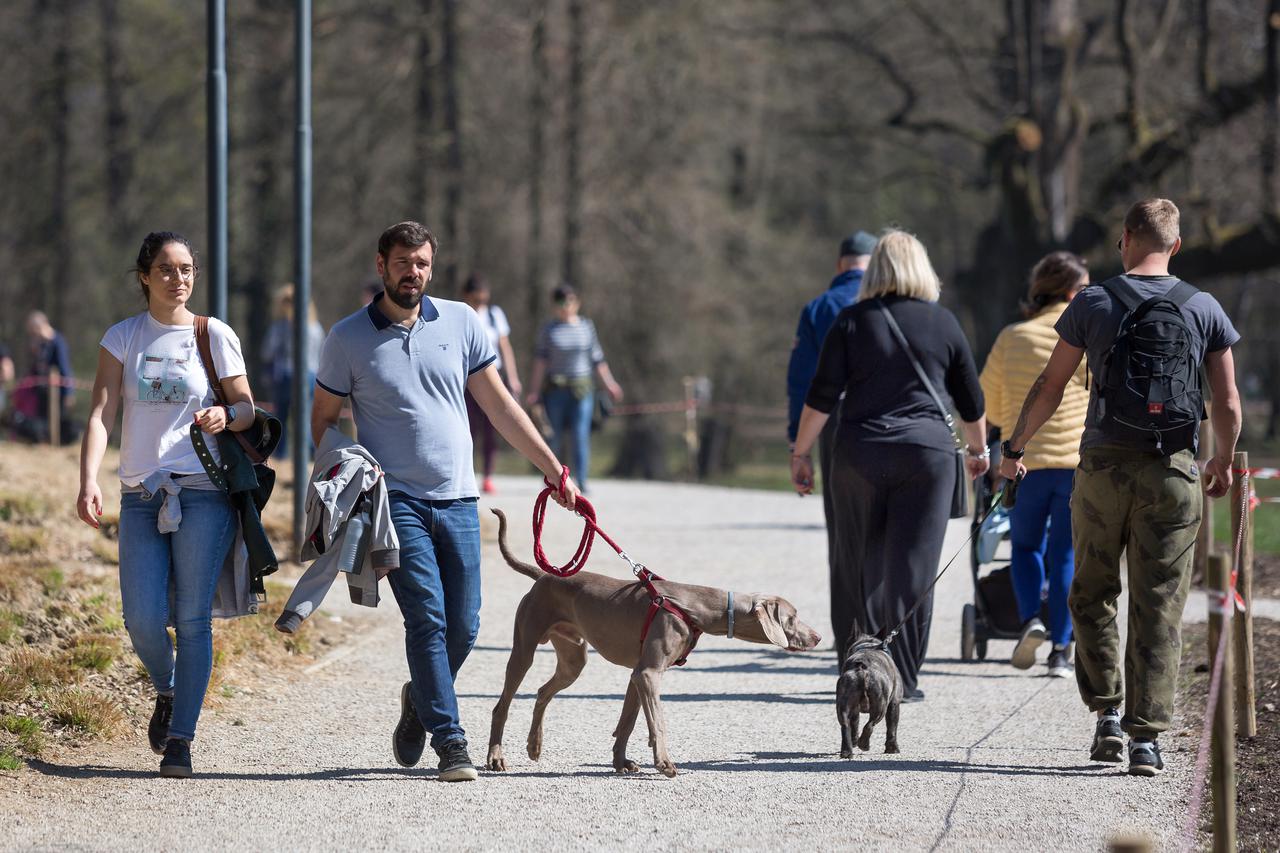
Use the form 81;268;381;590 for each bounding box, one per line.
858;230;941;303
272;283;319;323
1123;198;1180;251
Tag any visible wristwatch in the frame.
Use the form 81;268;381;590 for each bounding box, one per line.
1000;439;1025;460
222;403;236;424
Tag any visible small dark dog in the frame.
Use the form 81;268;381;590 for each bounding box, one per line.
836;632;903;756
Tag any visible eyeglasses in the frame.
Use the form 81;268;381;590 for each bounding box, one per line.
154;264;195;280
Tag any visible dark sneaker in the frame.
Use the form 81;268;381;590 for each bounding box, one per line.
159;738;192;778
1010;618;1047;670
1128;738;1164;777
1046;645;1074;679
392;682;427;768
437;740;478;782
1090;709;1124;763
901;687;925;704
148;694;174;755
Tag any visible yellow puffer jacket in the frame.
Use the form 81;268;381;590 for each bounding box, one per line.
979;302;1088;471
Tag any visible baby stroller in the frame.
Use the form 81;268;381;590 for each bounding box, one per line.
959;470;1025;661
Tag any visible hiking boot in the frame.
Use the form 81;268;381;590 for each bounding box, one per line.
1010;618;1047;670
159;738;192;778
148;694;174;755
1128;738;1164;777
392;682;427;768
1046;645;1074;679
1090;708;1124;763
437;739;478;782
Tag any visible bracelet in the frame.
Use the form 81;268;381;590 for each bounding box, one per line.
1000;439;1025;460
965;445;989;460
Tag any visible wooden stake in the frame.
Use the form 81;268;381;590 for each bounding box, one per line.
1207;552;1236;853
1230;450;1256;738
47;368;60;447
1194;420;1214;579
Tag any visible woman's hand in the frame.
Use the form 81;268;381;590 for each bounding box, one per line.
76;481;103;528
965;454;990;479
790;454;815;496
193;405;230;434
606;381;624;403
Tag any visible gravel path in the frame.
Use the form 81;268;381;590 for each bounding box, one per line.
2;476;1196;851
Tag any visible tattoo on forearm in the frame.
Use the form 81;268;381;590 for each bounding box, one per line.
1009;375;1047;447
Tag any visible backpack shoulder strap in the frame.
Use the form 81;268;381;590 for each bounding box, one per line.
193;316;227;405
1099;278;1142;312
1165;280;1199;308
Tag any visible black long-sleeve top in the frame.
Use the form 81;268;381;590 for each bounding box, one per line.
805;295;984;452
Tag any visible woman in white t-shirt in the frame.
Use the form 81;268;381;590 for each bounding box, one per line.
76;231;257;779
460;274;522;494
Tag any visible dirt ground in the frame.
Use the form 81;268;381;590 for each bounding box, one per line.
1252;553;1280;600
1177;617;1280;851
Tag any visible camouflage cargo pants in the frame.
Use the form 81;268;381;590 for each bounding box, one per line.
1068;446;1202;739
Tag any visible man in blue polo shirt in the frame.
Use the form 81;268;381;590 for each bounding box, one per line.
313;221;580;782
786;230;874;648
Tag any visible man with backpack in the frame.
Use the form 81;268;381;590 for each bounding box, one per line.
998;198;1241;777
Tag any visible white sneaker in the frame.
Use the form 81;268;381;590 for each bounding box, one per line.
1010;618;1047;670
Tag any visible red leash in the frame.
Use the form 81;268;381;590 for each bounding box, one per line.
531;467;702;665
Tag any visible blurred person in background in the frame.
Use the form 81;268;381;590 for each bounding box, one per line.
791;230;987;701
980;251;1089;678
15;310;76;444
460;274;522;494
0;340;13;429
526;284;623;494
261;283;325;457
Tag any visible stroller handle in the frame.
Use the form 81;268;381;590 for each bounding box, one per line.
1001;473;1023;509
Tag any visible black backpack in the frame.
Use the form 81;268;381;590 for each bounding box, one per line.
1095;278;1203;454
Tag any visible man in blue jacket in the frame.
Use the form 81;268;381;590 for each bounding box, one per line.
786;230;875;645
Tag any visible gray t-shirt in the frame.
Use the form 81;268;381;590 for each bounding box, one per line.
316;294;496;499
535;318;604;379
1055;274;1240;453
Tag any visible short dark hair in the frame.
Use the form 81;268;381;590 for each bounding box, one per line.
462;273;489;295
552;283;576;304
132;231;197;303
377;221;438;259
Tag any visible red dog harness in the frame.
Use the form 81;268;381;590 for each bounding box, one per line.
531;468;702;666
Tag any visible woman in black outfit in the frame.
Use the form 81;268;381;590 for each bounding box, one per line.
791;230;988;701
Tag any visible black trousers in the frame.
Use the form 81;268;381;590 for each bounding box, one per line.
818;413;839;610
829;435;954;693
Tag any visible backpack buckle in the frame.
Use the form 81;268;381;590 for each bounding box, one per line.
1147;403;1164;415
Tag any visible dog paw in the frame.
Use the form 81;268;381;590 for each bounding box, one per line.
857;738;871;752
486;747;507;772
526;741;542;761
656;759;678;778
613;759;640;774
840;749;853;759
885;743;900;755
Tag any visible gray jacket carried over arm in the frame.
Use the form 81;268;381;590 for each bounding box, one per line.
275;427;399;633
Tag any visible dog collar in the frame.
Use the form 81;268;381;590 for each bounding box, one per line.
726;591;734;639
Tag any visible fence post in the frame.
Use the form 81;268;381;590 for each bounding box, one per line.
1194;421;1214;579
682;376;698;479
1207;552;1236;853
47;368;61;447
1230;451;1256;738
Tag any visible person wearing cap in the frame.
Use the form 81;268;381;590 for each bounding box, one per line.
786;230;875;643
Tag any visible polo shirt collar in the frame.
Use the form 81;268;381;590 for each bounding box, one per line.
366;291;441;331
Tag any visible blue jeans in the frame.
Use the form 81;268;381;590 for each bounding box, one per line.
1009;467;1075;647
542;387;594;489
118;488;236;742
387;493;482;750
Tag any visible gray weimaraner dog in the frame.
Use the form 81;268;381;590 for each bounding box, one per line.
487;508;822;777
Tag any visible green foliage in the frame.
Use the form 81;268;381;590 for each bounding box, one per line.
1;715;45;755
0;748;22;772
67;634;120;673
1211;478;1280;556
0;609;24;645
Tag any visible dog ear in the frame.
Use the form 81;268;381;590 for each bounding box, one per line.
752;598;790;648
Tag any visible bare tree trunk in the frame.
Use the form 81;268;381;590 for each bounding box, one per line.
527;0;548;320
440;0;463;293
1264;0;1280;216
562;0;584;286
47;0;71;327
99;0;133;247
1198;0;1215;96
411;0;435;221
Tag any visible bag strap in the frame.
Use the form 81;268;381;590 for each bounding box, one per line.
876;300;958;441
1099;278;1143;312
1165;279;1199;308
193;316;227;406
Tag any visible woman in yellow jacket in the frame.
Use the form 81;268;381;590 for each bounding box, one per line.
980;252;1089;678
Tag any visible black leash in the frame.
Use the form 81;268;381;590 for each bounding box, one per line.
880;475;1021;649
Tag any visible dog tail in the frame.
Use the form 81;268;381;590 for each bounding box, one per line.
490;508;546;581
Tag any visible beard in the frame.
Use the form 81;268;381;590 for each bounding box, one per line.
382;273;424;310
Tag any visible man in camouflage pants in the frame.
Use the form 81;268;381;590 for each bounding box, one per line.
998;199;1241;777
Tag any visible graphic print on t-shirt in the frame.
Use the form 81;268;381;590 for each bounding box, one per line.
138;353;191;404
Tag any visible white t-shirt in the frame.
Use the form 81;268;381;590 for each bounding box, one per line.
101;312;247;486
476;304;511;370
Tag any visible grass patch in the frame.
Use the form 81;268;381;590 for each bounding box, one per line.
4;647;76;689
2;528;49;555
1;715;45;755
0;609;24;644
0;671;24;702
0;748;21;771
48;688;123;736
0;491;48;523
66;633;120;673
90;538;119;565
1210;476;1280;556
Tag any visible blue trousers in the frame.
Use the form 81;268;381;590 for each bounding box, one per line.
386;494;482;751
118;488;236;742
542;387;594;490
1009;467;1075;647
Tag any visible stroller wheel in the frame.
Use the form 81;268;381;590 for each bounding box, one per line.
961;603;976;661
976;638;989;660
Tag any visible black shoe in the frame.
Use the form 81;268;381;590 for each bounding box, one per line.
1046;645;1074;679
159;738;192;778
901;687;925;704
1128;738;1164;777
1010;618;1047;670
437;739;478;782
392;682;427;768
149;694;174;755
1090;709;1124;763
